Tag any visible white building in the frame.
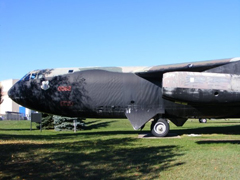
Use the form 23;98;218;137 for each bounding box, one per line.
0;79;19;114
0;79;31;119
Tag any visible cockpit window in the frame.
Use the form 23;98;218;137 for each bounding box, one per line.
31;73;37;80
21;73;30;81
20;70;48;81
25;74;30;81
21;73;39;81
37;73;44;79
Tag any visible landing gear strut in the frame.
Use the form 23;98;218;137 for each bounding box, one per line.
151;118;169;137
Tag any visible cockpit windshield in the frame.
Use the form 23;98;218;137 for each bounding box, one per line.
21;73;30;81
21;71;45;81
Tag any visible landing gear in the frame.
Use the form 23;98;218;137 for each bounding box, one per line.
151;118;169;137
199;118;207;123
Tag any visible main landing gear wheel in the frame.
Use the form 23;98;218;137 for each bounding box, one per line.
151;118;169;137
199;118;207;123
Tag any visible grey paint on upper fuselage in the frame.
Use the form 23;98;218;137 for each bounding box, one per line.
24;57;239;79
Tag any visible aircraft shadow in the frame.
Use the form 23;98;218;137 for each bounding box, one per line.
0;119;117;132
0;137;185;179
2;121;240;141
0;130;143;142
0;128;40;131
207;121;240;124
83;120;117;130
171;124;240;136
1;124;240;141
196;140;240;145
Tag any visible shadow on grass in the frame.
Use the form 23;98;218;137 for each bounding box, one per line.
2;124;240;141
84;120;117;130
196;140;240;144
207;121;240;124
0;128;33;131
0;119;116;132
0;138;184;179
0;130;143;141
171;124;240;136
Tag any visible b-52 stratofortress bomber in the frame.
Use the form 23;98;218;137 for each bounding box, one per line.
8;57;240;137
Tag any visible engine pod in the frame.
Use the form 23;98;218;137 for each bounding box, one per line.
162;72;240;105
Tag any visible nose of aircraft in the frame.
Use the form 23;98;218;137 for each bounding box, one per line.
8;84;16;101
8;81;21;104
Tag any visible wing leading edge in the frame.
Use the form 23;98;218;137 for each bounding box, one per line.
135;57;240;79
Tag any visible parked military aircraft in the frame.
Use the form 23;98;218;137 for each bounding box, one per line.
8;57;240;137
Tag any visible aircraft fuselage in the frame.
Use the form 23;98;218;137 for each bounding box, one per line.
8;57;240;136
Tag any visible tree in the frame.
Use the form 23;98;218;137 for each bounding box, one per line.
36;113;54;129
41;113;54;129
54;116;85;131
38;113;85;131
0;86;3;104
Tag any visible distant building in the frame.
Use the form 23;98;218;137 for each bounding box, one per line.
0;79;31;120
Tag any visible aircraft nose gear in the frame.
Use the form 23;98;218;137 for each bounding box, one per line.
151;118;169;137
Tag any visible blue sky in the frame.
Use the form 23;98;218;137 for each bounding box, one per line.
0;0;240;81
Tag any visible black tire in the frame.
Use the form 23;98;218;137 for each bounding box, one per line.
150;121;154;131
151;119;169;137
199;118;207;123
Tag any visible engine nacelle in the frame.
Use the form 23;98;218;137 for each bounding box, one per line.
162;72;240;105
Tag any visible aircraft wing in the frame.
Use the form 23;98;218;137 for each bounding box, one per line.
124;57;240;129
136;57;240;79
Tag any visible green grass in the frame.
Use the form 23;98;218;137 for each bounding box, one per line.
1;119;240;179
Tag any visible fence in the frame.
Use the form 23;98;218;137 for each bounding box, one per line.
1;111;26;120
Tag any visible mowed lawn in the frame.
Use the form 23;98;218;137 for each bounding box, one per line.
1;119;240;180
